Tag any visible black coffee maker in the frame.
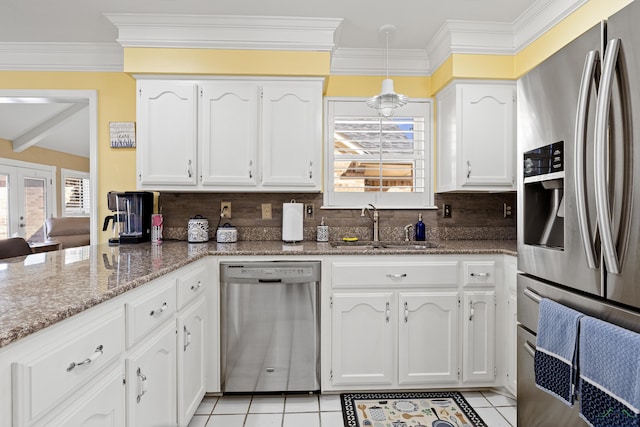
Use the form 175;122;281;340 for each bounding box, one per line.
102;191;154;245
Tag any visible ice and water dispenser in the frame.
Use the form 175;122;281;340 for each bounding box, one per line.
523;141;565;249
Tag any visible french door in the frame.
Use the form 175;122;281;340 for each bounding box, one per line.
0;163;54;241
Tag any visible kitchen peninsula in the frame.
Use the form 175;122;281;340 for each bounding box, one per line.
0;240;516;427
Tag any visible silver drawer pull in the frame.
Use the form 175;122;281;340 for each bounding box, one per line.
149;302;168;316
190;281;202;291
470;272;491;277
136;367;147;403
66;345;104;372
386;273;407;278
524;341;536;358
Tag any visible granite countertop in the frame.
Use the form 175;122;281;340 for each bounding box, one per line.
0;239;516;350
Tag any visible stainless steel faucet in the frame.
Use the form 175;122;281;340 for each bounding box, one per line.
361;204;380;242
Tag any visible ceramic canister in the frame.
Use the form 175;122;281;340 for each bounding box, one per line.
188;215;209;243
216;223;237;243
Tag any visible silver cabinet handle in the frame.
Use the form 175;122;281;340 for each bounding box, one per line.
385;301;390;323
470;272;490;277
187;160;192;178
249;160;253;179
183;325;192;351
404;301;409;323
149;302;168;316
469;300;475;321
190;281;202;291
386;273;407;278
575;49;600;270
136;367;147;403
66;345;104;372
309;161;313;179
466;160;471;179
594;38;624;275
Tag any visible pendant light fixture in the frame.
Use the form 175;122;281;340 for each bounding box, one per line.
367;24;408;117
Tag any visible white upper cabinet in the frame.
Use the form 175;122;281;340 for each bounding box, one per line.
436;81;516;192
136;78;323;192
200;82;259;187
261;82;321;188
137;80;199;187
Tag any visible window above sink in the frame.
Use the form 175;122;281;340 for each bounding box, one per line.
323;98;436;209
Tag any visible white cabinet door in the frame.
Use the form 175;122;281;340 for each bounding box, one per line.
126;323;177;427
398;292;459;385
459;84;515;188
261;82;322;190
436;81;515;192
177;297;207;427
200;81;259;187
462;290;496;383
331;292;394;386
42;369;125;427
136;80;198;187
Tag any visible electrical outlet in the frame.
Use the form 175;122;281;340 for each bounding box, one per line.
305;203;314;219
443;204;452;218
261;203;272;219
504;203;513;218
220;201;231;218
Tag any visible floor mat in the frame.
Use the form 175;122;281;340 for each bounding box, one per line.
340;391;487;427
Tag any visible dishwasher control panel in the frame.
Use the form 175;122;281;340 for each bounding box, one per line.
221;262;321;283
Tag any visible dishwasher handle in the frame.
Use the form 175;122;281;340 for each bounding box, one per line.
258;278;283;283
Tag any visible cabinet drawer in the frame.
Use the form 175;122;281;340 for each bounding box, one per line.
463;261;495;286
126;277;176;348
177;263;207;310
332;261;458;288
12;309;124;426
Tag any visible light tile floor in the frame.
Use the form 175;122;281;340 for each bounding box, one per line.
188;389;517;427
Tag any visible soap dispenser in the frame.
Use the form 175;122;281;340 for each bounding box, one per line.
415;213;426;241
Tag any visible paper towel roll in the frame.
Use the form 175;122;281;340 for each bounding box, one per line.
282;202;304;242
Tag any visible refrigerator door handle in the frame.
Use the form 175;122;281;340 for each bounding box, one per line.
575;50;600;269
594;38;621;274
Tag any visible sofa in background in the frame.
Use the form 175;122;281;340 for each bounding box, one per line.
44;217;90;249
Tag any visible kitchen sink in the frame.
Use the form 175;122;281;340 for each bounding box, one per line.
329;241;438;250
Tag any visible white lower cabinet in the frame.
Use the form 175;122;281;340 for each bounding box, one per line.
5;259;212;427
398;292;459;385
327;255;503;391
177;297;207;426
42;368;125;427
126;322;177;427
461;290;496;383
330;292;394;386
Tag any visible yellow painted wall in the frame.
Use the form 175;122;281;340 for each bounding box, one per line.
0;138;89;216
0;71;137;242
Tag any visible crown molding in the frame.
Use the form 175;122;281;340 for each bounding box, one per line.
0;43;123;71
330;48;430;76
513;0;587;52
426;20;514;71
104;13;344;51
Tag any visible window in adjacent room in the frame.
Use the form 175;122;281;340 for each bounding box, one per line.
324;97;434;208
61;169;90;217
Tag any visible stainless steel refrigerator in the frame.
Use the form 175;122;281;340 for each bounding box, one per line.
517;2;640;425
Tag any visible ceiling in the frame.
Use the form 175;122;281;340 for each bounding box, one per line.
0;0;546;158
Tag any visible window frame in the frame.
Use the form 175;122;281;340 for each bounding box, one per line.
323;97;435;209
60;168;91;217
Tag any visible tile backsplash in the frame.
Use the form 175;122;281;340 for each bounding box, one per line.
159;192;516;242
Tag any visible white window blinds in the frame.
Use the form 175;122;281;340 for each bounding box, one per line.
61;169;90;216
325;98;434;208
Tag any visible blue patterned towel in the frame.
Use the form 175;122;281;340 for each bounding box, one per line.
579;316;640;427
534;298;584;406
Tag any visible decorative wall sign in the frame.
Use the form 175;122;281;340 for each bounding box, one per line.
110;122;136;148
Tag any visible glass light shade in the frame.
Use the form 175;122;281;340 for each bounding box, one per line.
367;78;409;117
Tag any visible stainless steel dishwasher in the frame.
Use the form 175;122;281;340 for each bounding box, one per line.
220;261;320;393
